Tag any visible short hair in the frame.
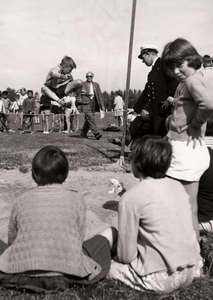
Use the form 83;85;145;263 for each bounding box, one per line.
2;91;8;96
61;56;77;69
162;38;202;72
32;145;69;186
131;135;172;179
27;90;33;95
86;71;94;77
203;55;212;66
115;91;123;97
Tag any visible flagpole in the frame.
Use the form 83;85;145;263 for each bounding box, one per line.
119;0;137;167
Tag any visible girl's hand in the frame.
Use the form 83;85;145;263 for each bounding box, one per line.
186;124;202;148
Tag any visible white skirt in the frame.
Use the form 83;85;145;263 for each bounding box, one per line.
166;139;210;182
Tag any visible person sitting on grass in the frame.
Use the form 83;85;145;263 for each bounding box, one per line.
109;135;202;294
0;145;117;292
41;55;88;106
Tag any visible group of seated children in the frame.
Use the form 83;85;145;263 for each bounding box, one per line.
0;136;203;294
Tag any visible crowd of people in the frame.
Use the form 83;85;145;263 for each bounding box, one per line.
0;38;213;295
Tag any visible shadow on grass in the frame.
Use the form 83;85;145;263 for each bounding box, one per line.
103;201;119;212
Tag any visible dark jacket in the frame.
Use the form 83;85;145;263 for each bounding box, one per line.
81;81;105;113
133;57;178;118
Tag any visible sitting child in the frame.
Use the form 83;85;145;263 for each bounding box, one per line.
109;135;202;294
0;145;116;292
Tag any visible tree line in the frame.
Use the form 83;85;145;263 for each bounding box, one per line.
4;87;142;111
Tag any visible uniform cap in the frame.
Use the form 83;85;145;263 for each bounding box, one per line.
138;45;159;59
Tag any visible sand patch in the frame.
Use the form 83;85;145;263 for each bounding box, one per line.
0;167;138;242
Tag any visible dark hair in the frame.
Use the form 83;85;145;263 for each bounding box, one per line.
203;55;212;65
32;145;69;186
115;91;123;97
131;135;172;179
27;90;33;95
2;91;8;96
162;38;202;73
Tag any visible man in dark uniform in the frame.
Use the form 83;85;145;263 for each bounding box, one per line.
133;45;179;136
108;45;178;148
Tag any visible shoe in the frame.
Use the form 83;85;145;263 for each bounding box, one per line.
108;138;122;146
30;132;34;134
43;131;50;134
80;133;88;139
62;130;69;134
20;131;25;134
8;129;15;133
95;133;102;140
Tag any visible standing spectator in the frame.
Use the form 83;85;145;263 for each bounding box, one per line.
161;38;213;240
11;94;20;123
20;90;35;134
34;92;41;124
113;91;124;127
50;102;64;133
40;94;51;134
62;92;78;134
202;54;213;68
80;72;105;140
133;45;178;136
0;93;9;132
16;87;28;128
200;55;213;97
1;91;15;133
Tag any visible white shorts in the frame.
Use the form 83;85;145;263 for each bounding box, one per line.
166;139;210;181
199;220;213;232
109;259;202;293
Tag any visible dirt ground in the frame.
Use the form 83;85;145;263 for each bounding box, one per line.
0;166;138;243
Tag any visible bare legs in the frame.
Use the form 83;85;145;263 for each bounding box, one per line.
41;79;83;101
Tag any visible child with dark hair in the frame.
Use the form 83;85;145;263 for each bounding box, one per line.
109;135;202;294
0;145;116;292
161;38;213;240
20;90;35;134
1;91;15;133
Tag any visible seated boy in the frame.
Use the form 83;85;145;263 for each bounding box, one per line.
41;56;88;106
109;135;202;294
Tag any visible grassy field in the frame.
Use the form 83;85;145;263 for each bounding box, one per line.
0;112;213;299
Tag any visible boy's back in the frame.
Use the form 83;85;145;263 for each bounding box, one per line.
118;176;200;276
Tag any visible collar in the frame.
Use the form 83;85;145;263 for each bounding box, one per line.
152;57;158;67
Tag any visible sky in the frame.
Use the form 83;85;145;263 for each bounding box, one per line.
0;0;213;94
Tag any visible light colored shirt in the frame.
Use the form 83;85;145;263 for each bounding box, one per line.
0;184;101;279
114;95;124;110
117;177;201;276
167;72;213;141
0;99;6;114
